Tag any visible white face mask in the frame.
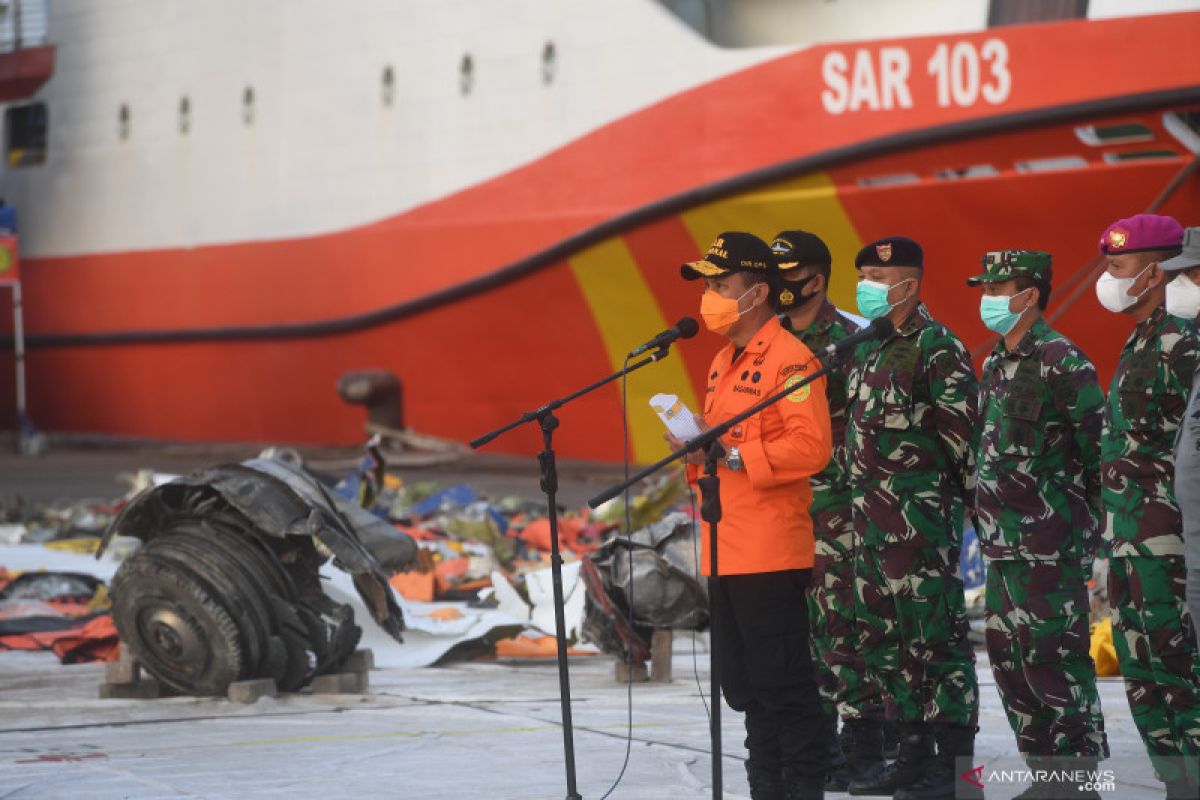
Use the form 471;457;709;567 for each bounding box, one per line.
1095;262;1153;313
1166;273;1200;319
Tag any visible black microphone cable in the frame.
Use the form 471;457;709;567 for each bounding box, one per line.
597;354;638;800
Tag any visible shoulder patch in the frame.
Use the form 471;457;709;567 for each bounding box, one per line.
780;362;808;378
784;374;811;403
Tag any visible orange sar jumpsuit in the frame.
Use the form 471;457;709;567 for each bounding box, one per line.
688;314;834;786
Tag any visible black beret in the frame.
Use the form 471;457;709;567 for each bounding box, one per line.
771;230;832;271
855;236;924;270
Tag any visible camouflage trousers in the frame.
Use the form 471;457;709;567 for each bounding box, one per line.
855;544;978;727
985;559;1106;757
1190;567;1200;652
1109;555;1200;778
806;551;884;721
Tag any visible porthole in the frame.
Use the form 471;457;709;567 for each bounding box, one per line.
242;86;255;125
118;104;131;140
382;65;395;106
541;41;556;85
459;54;474;96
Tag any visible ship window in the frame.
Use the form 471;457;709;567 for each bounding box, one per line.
1102;150;1178;164
1014;156;1087;173
1074;123;1153;147
382;65;395;106
242;86;255;125
987;0;1088;27
179;96;191;134
935;165;999;180
856;173;920;188
1164;111;1200;155
459;54;474;95
5;101;47;166
541;41;556;85
118;103;130;140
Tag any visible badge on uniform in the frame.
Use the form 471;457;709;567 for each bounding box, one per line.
785;375;810;403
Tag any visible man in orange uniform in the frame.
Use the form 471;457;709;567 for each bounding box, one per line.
669;231;833;800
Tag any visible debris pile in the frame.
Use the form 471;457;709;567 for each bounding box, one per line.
4;446;1117;685
0;569;117;662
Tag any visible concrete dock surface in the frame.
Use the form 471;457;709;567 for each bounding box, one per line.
0;646;1170;799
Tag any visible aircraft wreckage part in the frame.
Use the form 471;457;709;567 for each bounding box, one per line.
110;554;245;696
581;512;708;660
102;459;415;696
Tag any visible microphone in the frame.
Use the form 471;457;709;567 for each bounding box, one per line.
629;317;699;357
821;317;894;359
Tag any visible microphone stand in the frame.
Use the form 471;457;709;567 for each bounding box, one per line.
470;345;677;800
587;352;843;800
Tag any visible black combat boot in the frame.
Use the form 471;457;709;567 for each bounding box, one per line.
782;767;826;800
746;761;785;800
822;712;849;791
882;717;900;759
848;721;933;796
893;723;982;800
828;718;887;790
1164;775;1200;800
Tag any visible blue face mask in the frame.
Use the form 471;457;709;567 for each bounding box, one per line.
979;289;1032;335
856;278;912;320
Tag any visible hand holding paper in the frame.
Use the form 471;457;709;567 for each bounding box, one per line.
650;393;703;441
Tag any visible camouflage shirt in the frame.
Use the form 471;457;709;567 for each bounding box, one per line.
846;303;979;548
790;300;862;558
1101;305;1199;557
975;317;1104;561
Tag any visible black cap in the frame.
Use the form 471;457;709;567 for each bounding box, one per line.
855;236;924;270
771;230;832;272
682;232;775;280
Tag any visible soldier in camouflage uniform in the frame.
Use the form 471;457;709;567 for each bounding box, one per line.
843;236;980;800
968;249;1109;798
770;230;886;791
1093;214;1200;798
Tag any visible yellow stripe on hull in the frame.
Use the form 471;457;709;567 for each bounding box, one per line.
679;172;863;309
569;238;701;462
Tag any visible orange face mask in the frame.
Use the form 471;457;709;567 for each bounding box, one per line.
701;285;760;335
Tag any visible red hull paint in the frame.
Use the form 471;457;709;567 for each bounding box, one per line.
3;13;1199;459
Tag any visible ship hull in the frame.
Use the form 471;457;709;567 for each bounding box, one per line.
2;10;1198;462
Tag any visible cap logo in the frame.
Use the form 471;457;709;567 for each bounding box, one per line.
1108;229;1128;250
876;243;893;262
779;289;795;305
707;237;728;260
771;239;792;255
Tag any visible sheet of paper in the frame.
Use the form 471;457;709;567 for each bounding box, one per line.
649;393;702;440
